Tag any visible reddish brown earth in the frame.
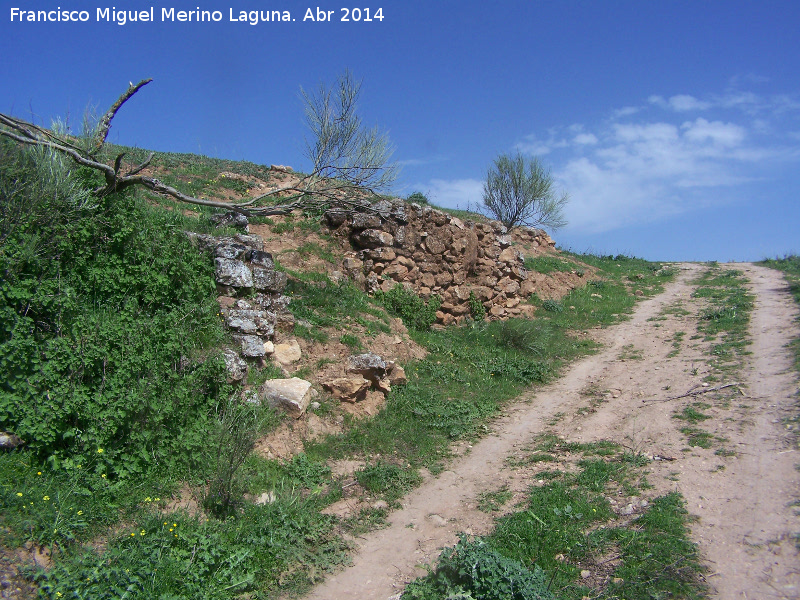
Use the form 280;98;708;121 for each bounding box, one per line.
303;263;800;600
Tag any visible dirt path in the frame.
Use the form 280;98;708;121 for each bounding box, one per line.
305;263;800;600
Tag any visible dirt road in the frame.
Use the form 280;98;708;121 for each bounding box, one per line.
305;263;800;600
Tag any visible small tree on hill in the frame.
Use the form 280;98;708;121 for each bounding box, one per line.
482;152;568;231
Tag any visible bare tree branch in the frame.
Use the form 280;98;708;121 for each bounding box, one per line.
93;78;152;153
641;382;742;404
125;152;154;176
0;73;397;218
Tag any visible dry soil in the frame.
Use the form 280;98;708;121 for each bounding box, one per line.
304;263;800;600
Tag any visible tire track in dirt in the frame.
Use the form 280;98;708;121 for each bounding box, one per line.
304;263;800;600
686;263;800;599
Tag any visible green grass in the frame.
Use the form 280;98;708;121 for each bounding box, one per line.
524;254;583;275
356;461;423;505
103;143;275;206
692;267;754;374
34;497;350;599
405;443;705;600
477;486;513;513
618;343;644;361
673;405;712;424
760;255;800;370
680;427;715;449
668;330;686;358
340;333;363;351
287;277;392;335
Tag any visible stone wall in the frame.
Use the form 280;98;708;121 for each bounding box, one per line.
186;231;293;381
324;200;556;324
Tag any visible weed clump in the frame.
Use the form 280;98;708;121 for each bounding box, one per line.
542;299;564;313
402;535;554;600
375;284;441;330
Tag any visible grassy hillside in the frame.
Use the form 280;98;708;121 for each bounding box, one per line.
0;138;703;599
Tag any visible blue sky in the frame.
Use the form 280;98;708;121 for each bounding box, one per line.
2;1;798;261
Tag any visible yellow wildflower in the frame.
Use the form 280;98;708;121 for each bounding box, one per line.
16;492;22;497
97;448;103;454
43;496;50;501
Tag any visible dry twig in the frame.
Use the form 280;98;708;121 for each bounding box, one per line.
642;382;741;404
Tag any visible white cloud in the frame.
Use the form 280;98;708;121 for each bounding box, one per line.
515;134;554;155
573;133;598;145
397;154;448;167
531;93;798;233
420;178;484;211
649;94;711;112
612;106;641;118
669;94;711;111
680;118;746;148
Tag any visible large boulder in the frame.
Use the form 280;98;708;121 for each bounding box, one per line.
249;250;275;269
222;348;248;382
259;378;317;418
0;431;24;450
215;258;253;288
346;353;388;383
214;242;248;260
272;339;302;365
321;376;371;402
252;267;288;293
240;335;267;358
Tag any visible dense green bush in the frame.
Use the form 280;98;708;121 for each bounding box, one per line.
0;139;228;481
402;535;554;600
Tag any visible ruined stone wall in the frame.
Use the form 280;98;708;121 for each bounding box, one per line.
324;200;556;324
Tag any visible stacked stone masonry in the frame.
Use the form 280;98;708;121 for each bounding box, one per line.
324;199;555;325
185;231;293;382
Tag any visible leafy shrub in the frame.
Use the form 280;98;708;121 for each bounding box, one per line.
402;535;554;600
491;319;544;353
541;299;564;313
468;291;486;321
375;284;441;330
406;191;430;205
0;140;229;481
281;453;331;489
482;152;568;231
204;397;277;518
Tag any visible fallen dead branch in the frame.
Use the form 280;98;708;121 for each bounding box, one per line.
642;382;741;403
